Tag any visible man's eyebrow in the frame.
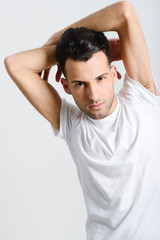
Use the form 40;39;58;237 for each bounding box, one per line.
71;80;84;84
96;73;109;79
71;73;109;84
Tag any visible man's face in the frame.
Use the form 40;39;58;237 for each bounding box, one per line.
63;51;117;120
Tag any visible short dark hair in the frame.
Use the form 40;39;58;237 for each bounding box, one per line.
56;27;111;75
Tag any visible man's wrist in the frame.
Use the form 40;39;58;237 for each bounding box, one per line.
45;30;63;46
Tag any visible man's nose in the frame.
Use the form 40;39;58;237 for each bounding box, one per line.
86;83;98;101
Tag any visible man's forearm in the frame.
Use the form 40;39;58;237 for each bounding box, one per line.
46;1;128;45
5;45;56;75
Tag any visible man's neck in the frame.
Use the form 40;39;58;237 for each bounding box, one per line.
107;95;117;117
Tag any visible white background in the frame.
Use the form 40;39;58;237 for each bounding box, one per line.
1;0;160;239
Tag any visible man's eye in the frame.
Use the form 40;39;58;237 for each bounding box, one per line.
98;77;105;81
75;82;84;87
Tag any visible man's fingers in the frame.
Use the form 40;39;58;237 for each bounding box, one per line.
109;38;122;62
109;38;120;48
38;71;42;77
56;64;62;82
117;71;122;80
43;68;51;81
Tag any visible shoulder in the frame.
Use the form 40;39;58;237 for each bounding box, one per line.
60;98;87;131
118;73;160;107
61;98;83;119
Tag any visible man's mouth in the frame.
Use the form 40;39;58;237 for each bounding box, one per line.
89;103;104;110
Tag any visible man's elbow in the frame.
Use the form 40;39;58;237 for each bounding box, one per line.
4;55;19;76
120;1;136;21
4;55;14;73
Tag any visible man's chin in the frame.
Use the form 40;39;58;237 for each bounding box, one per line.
76;103;111;120
85;110;110;120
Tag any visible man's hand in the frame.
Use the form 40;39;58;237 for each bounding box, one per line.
39;33;60;82
109;38;122;80
38;67;52;81
109;38;122;62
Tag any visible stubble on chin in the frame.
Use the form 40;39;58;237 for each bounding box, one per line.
73;94;115;120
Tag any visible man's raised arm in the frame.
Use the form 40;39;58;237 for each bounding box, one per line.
4;45;61;130
46;1;155;94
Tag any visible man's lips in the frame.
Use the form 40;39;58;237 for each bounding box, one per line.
89;103;104;110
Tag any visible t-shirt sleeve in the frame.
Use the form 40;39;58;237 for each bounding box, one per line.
119;73;160;106
50;98;79;141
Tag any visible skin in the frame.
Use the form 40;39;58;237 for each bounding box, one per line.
61;51;118;120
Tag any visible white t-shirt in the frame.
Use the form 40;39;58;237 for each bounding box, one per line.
51;73;160;240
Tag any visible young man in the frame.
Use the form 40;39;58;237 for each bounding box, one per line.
4;1;160;239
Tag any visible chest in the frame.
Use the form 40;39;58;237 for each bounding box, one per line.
71;104;160;160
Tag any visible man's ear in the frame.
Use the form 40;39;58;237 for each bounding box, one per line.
111;65;118;84
61;78;72;95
